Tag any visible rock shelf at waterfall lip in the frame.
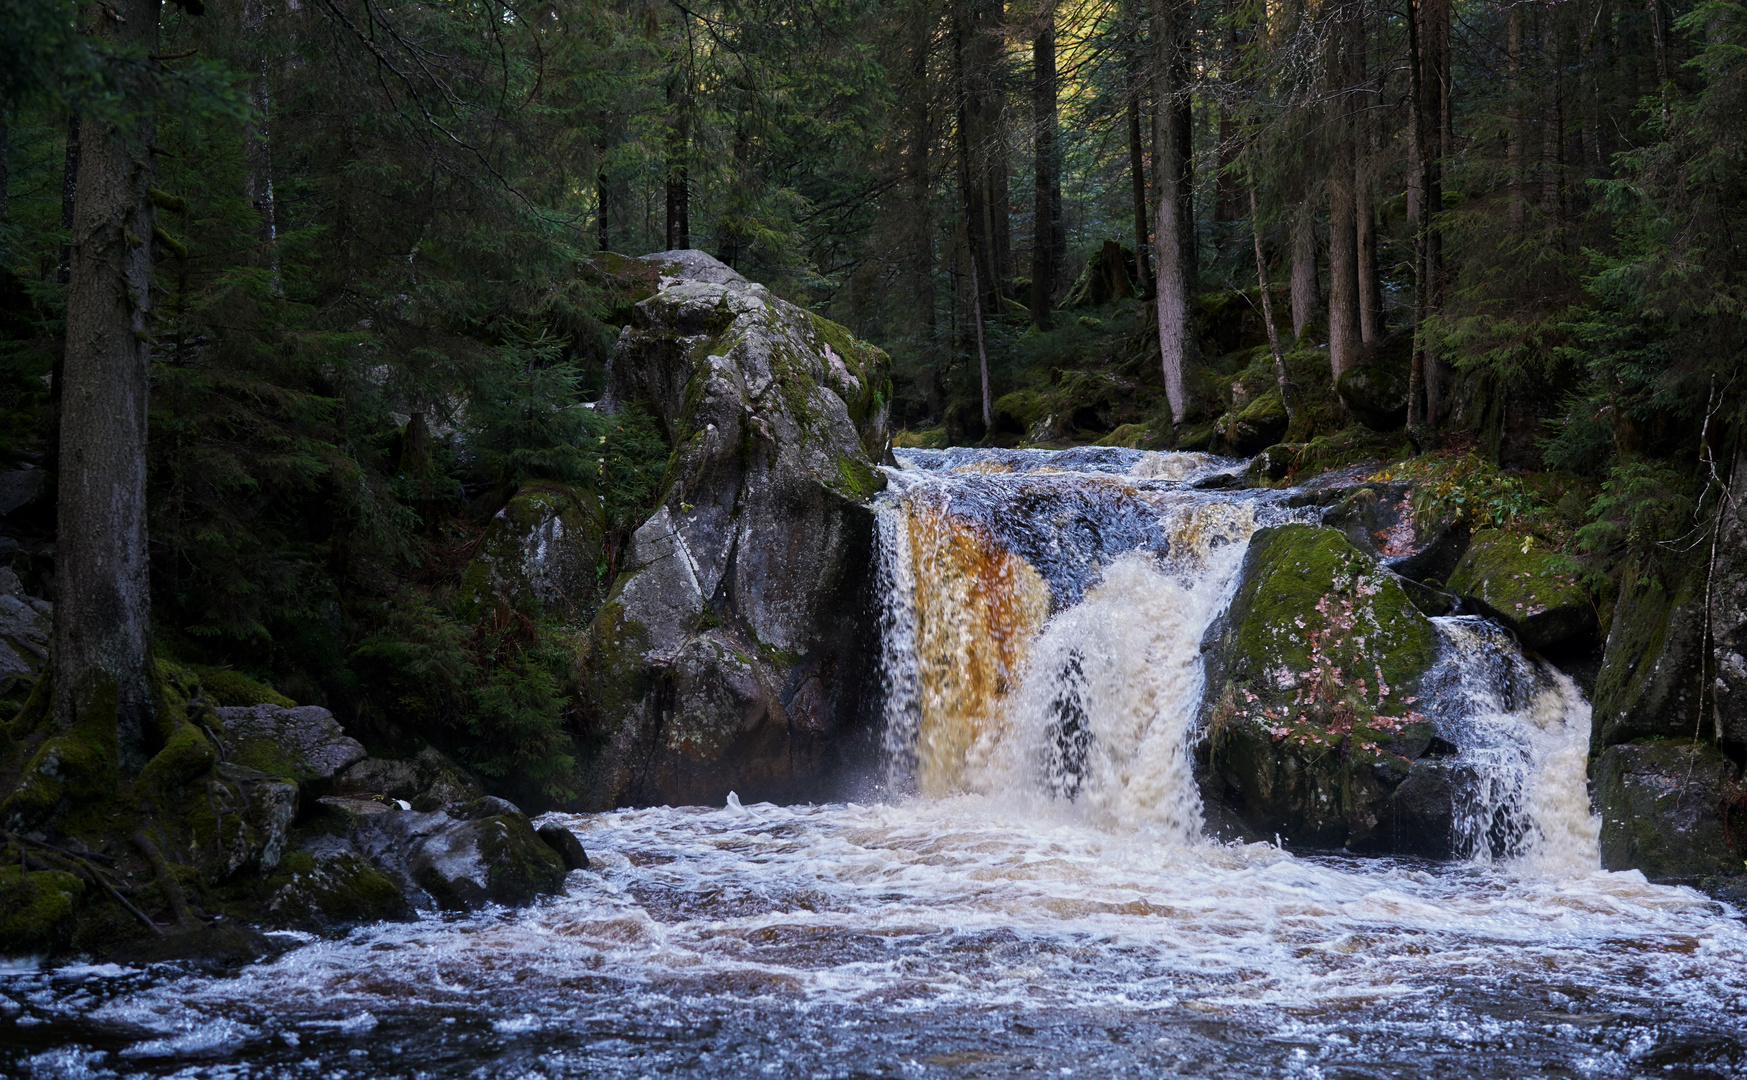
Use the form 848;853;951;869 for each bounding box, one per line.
892;445;1246;483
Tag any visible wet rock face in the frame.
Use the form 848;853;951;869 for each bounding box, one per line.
347;800;566;912
212;705;367;787
1198;523;1449;853
0;567;50;711
1594;740;1742;882
1445;530;1595;654
581;250;892;809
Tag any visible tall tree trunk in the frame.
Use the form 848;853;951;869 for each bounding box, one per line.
1215;13;1242;223
956;0;1006;315
1249;184;1292;421
1290;201;1318;340
1152;0;1194;424
0;111;9;235
972;260;992;434
243;0;281;294
597;168;611;252
1326;0;1362;379
665;69;689;250
1507;0;1525;232
1127;49;1153;294
57;116;81;285
1030;3;1059;329
904;0;938;401
56;0;162;762
1356;167;1381;343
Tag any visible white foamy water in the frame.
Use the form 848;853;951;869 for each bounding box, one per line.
5;447;1742;1077
7;800;1744;1078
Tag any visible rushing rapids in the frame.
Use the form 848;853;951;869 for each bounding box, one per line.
4;448;1746;1079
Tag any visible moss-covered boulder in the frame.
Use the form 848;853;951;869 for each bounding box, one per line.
1594;740;1743;883
1335;360;1408;431
1446;529;1594;653
350;799;566;911
329;747;487;813
1591;563;1708;750
1218;389;1289;456
1709;445;1747;747
1198;524;1447;852
261;838;412;931
0;867;83;955
459;481;604;619
188;665;294;707
212;704;366;787
581;250;890;809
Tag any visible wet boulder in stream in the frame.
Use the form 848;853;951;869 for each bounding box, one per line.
1445;529;1594;654
1197;523;1450;853
581;251;892;809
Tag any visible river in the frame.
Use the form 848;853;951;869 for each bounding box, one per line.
4;447;1744;1079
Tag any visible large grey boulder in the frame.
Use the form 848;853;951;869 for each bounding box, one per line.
458;481;604;619
212;704;367;786
343;798;566;911
0;567;50;698
582;250;891;809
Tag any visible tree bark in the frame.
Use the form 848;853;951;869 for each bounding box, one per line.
1325;0;1362;379
1508;0;1525;233
1356;168;1381;343
56;0;163;762
972;260;991;434
1152;0;1193;424
1127;48;1153;294
243;0;281;294
957;0;1008;312
664;68;690;250
1249;184;1292;422
1290;200;1318;340
1030;3;1059;329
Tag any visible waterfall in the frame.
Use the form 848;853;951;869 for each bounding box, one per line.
875;446;1600;870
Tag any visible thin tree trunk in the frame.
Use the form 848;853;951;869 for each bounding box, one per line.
57;116;81;285
972;260;991;434
0;111;9;234
244;0;280;295
665;70;689;250
597;168;610;251
1030;3;1059;329
56;0;162;763
1290;201;1318;340
1508;0;1525;232
1127;59;1153;293
905;0;936;385
1152;0;1193;424
1356;170;1381;343
1249;184;1292;421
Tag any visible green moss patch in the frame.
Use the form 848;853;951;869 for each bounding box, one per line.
1445;529;1594;652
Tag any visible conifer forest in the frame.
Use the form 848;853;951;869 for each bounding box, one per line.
1;0;1746;1073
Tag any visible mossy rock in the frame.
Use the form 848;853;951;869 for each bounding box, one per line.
1594;739;1743;882
1335;361;1409;431
1445;530;1594;653
460;482;605;619
1200;524;1441;851
189;666;295;707
894;426;950;450
0;866;83;955
1222;389;1288;456
263;843;412;931
1592;563;1707;751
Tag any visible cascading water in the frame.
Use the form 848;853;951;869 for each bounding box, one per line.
874;446;1600;864
6;446;1744;1080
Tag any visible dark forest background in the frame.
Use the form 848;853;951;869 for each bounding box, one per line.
2;0;1742;805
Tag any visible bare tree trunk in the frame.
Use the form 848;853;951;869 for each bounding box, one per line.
905;0;936;381
0;111;9;235
1127;54;1153;293
1325;0;1361;379
57;116;81;285
1030;2;1059;329
1355;171;1381;343
1152;0;1193;424
664;68;690;250
243;0;281;294
597;168;610;251
972;260;991;434
1326;170;1359;379
56;0;162;762
1507;0;1525;232
1290;200;1318;340
1249;185;1292;422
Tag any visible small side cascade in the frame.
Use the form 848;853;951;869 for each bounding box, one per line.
1422;617;1600;870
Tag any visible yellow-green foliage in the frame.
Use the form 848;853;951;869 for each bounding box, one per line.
893;426;949;449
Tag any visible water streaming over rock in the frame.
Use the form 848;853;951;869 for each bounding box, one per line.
5;447;1745;1079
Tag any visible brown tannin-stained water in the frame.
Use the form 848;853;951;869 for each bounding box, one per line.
5;448;1745;1079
